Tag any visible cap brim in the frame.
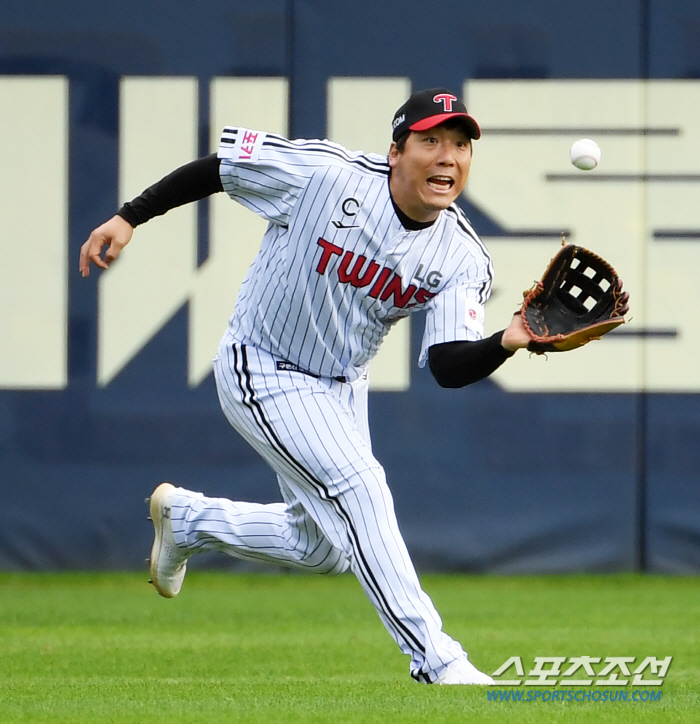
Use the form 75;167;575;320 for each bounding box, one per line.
409;112;481;139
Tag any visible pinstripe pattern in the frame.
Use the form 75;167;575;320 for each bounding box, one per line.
164;128;495;682
173;343;466;681
170;495;348;573
233;346;427;656
216;128;494;382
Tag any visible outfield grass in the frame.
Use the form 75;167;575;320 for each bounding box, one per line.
0;572;697;723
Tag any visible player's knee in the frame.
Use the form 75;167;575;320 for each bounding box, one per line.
348;468;394;510
313;547;350;575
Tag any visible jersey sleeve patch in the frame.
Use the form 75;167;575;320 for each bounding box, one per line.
417;287;487;368
218;127;267;163
465;301;485;337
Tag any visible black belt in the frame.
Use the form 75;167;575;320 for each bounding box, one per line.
276;360;347;383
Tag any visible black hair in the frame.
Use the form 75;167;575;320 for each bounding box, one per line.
394;131;410;152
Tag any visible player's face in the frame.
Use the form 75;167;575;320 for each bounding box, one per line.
388;125;472;223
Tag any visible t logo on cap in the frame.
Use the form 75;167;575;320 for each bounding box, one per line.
433;93;457;112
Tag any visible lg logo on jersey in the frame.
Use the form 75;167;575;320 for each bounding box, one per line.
316;238;437;309
414;265;442;289
332;197;360;229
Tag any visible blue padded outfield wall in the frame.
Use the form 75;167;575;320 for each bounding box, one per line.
1;0;699;572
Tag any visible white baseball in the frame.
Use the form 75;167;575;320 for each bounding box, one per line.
570;138;601;170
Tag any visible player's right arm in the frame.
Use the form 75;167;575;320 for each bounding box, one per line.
79;214;134;277
80;128;360;276
79;153;223;277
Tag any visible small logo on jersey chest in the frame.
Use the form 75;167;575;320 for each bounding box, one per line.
332;197;361;229
413;264;442;289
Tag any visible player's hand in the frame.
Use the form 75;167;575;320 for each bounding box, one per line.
79;215;134;277
501;310;531;352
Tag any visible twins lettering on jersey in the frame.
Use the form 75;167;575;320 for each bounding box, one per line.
316;238;439;309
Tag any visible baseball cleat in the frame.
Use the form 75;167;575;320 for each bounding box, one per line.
148;482;190;598
434;655;495;685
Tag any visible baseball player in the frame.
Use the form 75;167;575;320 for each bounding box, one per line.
80;88;533;685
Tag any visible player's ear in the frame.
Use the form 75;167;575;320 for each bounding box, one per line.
388;142;400;168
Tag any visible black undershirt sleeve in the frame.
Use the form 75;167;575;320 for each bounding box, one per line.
428;332;515;388
117;153;224;227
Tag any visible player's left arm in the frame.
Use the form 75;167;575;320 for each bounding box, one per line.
428;313;528;388
422;280;530;387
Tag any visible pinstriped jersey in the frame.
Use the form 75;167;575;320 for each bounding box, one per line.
216;127;494;383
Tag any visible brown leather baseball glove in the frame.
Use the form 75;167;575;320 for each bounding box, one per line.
521;240;630;353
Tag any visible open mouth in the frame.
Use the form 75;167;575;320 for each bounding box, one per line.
427;175;455;191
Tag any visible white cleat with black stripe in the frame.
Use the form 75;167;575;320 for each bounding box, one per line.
434;655;495;685
148;482;190;598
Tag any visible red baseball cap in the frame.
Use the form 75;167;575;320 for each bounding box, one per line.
391;88;481;142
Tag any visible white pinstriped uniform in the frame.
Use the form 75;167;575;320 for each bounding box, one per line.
168;127;494;682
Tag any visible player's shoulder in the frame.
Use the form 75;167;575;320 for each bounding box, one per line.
442;202;478;237
278;136;391;178
221;126;390;178
442;204;491;260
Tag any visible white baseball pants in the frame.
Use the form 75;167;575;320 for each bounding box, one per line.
168;342;465;682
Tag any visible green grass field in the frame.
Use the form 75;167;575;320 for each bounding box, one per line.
0;571;697;723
